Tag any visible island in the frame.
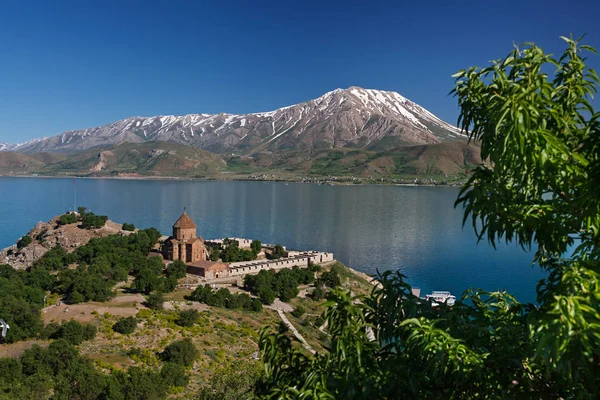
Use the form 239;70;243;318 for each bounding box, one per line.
0;208;374;398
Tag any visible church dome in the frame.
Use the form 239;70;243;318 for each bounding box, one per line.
173;212;196;229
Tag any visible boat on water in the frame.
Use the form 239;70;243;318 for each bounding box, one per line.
425;291;456;307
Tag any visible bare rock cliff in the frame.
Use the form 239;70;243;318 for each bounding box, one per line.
0;215;128;270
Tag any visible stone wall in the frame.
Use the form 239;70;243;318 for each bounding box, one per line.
227;251;334;277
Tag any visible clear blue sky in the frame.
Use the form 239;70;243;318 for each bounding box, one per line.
1;0;599;143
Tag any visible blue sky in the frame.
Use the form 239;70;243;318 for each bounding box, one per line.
1;0;599;143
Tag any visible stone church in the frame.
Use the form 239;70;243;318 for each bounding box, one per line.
164;212;207;263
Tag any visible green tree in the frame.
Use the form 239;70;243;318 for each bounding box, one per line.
209;248;221;261
0;296;43;343
122;222;135;231
161;338;199;367
81;212;108;229
52;320;97;345
58;213;78;225
113;316;138;334
160;362;189;388
176;309;199;327
145;292;165;310
319;270;341;288
16;235;32;250
269;244;287;260
256;38;600;398
166;260;187;279
250;239;262;256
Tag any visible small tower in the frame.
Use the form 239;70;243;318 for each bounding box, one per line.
173;211;197;241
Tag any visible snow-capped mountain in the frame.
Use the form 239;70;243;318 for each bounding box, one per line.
3;87;464;154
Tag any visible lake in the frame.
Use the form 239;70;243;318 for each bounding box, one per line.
0;177;544;302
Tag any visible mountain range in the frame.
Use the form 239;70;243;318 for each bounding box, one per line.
0;87;480;179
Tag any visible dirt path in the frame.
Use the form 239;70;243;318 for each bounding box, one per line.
43;294;145;323
276;310;316;355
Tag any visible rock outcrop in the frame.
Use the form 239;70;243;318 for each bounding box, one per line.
0;215;128;270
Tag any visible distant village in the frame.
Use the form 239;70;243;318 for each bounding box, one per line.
151;211;334;282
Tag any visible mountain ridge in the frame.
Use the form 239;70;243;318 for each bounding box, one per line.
1;87;464;155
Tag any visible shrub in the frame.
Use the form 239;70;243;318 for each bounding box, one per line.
145;292;164;310
250;298;263;312
81;213;108;229
17;235;32;250
176;309;199;327
52;320;97;345
251;239;262;255
160;362;189;388
268;244;287;260
311;285;326;300
40;322;60;339
161;338;199;367
122;223;135;231
319;270;341;288
258;286;276;305
58;213;78;225
291;306;306;318
112;316;137;334
308;262;322;273
209;249;220;261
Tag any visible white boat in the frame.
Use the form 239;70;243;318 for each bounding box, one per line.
425;291;456;307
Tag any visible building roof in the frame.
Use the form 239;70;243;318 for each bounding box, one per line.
187;260;229;271
173;212;196;229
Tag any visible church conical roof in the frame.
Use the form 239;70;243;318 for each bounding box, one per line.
173;212;196;229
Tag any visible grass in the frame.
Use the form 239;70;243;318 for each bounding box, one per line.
23;262;374;397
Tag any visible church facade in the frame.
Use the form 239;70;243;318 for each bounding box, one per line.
164;212;207;263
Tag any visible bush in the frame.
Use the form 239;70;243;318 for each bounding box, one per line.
311;285;326;300
251;240;262;256
161;338;199;367
268;244;287;260
160;362;189;388
250;298;263;312
258;286;277;305
145;292;164;310
112;316;137;334
52;320;97;345
17;235;32;250
176;309;199;327
40;322;60;339
58;213;78;225
291;306;306;318
122;223;135;231
308;262;322;273
81;213;108;229
319;270;341;288
209;249;220;262
166;260;187;280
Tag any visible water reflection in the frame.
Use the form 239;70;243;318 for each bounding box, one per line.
0;178;544;302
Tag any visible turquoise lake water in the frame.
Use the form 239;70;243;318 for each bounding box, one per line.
0;177;545;303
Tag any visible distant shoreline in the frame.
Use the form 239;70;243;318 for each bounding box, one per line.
0;173;464;187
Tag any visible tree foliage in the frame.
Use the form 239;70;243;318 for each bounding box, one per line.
0;226;162;342
122;222;135;231
0;339;187;399
268;244;287;260
58;213;78;225
176;309;199;327
256;38;600;398
145;292;165;310
188;284;263;311
16;235;32;250
160;338;199;367
113;316;138;334
244;266;314;305
220;239;257;262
